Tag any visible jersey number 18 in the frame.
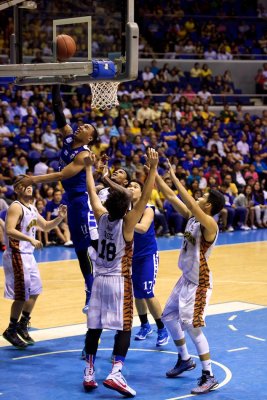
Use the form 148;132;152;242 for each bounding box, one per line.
99;239;116;262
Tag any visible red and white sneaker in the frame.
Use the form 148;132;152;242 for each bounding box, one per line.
103;370;136;397
83;367;98;392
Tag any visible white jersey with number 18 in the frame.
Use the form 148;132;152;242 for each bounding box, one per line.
95;213;133;277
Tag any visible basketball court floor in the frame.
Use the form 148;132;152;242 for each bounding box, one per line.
0;230;266;400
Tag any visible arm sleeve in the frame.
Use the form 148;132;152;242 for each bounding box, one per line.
52;85;67;129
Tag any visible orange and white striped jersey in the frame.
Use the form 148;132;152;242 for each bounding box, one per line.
179;217;218;288
95;213;133;277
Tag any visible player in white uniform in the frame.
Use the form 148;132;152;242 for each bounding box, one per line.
82;149;158;398
155;161;225;395
2;178;67;349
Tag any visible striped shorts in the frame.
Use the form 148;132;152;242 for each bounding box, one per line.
162;275;212;329
87;274;133;331
3;251;42;301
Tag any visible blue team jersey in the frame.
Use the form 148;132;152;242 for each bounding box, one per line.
59;134;90;197
133;205;157;259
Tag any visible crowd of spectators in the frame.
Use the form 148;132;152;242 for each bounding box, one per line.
1;0;267;62
0;60;267;250
137;0;267;60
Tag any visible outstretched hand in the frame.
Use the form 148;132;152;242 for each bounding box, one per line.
146;147;158;169
166;159;176;180
58;204;67;219
14;174;34;189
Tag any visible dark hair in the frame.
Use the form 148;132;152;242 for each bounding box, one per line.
121;168;131;184
105;190;131;220
207;189;225;216
89;123;98;146
128;179;144;191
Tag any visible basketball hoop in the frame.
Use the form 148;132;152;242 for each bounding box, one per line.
89;81;120;110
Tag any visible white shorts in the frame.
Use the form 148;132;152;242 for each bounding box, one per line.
162;275;212;329
87;275;133;331
3;251;42;301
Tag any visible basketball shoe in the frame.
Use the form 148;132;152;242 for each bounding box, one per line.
17;317;35;345
191;370;219;394
83;366;98;392
134;323;153;340
3;328;28;349
166;355;196;377
156;327;169;346
103;370;136;397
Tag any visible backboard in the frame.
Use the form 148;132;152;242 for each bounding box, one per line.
0;0;139;84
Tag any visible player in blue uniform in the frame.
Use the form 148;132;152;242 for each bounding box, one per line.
128;180;169;346
17;85;98;308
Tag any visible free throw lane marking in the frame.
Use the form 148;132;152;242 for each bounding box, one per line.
228;324;238;331
228;315;237;321
246;335;266;341
227;347;249;352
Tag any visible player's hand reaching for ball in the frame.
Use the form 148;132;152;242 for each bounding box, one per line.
30;238;43;249
146;148;158;169
166;159;176;180
84;152;96;167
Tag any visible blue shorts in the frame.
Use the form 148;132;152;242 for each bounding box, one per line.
132;252;159;299
67;194;91;252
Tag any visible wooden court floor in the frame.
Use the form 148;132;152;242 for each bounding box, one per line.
1;241;267;332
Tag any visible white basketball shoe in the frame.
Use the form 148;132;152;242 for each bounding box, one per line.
103;370;136;397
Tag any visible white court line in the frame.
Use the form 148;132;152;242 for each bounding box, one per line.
164;354;232;400
12;348;232;400
1;302;265;348
228;324;238;331
246;335;266;342
245;307;266;312
228;315;237;321
227;347;248;352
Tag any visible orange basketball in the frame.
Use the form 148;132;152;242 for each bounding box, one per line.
56;34;76;61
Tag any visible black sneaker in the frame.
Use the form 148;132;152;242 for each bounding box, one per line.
17;318;35;345
3;328;28;349
166;354;196;377
191;370;219;394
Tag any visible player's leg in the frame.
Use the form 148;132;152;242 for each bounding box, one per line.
17;294;39;345
187;326;218;394
67;196;94;309
17;254;42;345
83;328;102;392
146;297;169;346
133;253;168;344
103;276;136;397
185;286;218;394
162;276;196;377
2;252;30;349
103;330;136;398
3;299;28;349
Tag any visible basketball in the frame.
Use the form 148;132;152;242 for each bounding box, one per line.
56;34;76;61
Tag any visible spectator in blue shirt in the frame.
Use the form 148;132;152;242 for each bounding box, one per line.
118;133;133;158
13;124;32;155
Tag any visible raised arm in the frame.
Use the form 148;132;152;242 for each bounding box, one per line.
123;148;158;240
167;161;217;236
16;151;89;188
155;172;191;219
37;204;67;232
84;153;107;222
52;85;72;137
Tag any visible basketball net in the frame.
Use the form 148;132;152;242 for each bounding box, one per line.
89;81;120;109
